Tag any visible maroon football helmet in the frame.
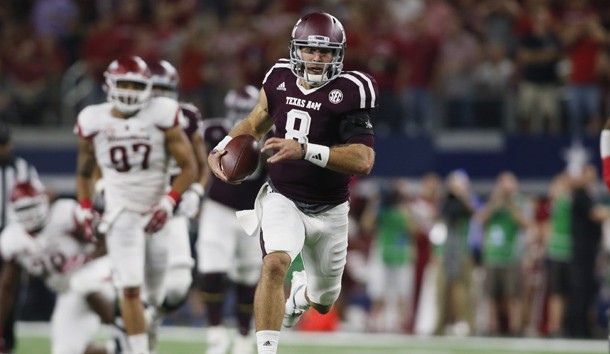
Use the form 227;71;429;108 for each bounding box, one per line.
104;56;152;114
290;12;346;86
148;60;179;100
224;85;259;125
11;181;49;232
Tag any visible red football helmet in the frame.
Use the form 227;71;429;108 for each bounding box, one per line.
104;56;152;114
290;12;346;86
224;85;259;125
11;181;49;232
148;59;179;100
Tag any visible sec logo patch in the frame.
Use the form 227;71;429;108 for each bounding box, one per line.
329;89;343;104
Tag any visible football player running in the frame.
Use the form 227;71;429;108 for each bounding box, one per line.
208;12;378;354
198;86;265;354
75;56;197;354
144;59;208;351
0;182;121;354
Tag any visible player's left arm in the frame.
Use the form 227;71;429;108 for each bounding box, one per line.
76;137;96;203
190;130;209;189
166;125;197;195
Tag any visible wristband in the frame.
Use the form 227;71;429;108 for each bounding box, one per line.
601;130;610;158
212;136;233;153
300;143;306;159
79;198;93;209
167;189;181;204
304;143;330;168
189;182;205;197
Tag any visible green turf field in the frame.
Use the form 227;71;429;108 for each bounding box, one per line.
13;323;608;354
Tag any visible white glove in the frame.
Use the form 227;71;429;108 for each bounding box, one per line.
177;183;204;219
144;193;178;233
74;201;98;242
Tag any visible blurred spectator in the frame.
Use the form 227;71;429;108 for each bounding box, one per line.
543;172;573;337
566;163;610;338
515;3;562;134
398;16;440;136
557;0;608;137
31;0;81;65
408;172;442;331
434;169;478;336
365;4;405;135
361;179;415;333
476;171;533;336
436;13;481;129
473;41;515;130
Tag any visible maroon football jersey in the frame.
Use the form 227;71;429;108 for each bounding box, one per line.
202;117;268;211
169;102;203;179
262;59;378;205
179;102;201;142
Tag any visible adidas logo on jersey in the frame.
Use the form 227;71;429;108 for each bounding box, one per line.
276;82;286;91
312;153;322;161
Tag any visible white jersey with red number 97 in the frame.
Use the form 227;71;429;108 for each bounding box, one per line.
75;97;182;213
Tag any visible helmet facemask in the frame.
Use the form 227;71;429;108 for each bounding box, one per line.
105;75;152;115
13;193;50;233
290;39;344;87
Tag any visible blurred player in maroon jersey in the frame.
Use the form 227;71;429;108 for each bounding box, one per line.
208;12;378;354
198;85;266;354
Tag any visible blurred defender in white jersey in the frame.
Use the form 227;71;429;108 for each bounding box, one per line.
0;182;120;354
198;86;265;354
143;59;207;351
74;56;197;354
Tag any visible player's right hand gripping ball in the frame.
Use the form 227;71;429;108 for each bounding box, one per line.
220;134;260;183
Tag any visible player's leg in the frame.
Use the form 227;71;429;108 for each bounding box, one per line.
143;218;171;354
106;209;149;354
51;292;102;354
256;191;306;354
197;199;241;354
160;216;194;312
297;201;349;317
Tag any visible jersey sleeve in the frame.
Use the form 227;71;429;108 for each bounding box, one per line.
0;224;27;261
151;97;182;130
74;105;101;139
338;71;379;111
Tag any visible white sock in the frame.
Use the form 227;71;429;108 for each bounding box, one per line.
256;330;280;354
105;339;117;354
128;333;149;354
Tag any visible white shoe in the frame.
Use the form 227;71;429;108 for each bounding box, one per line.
282;270;309;328
231;334;254;354
206;326;230;354
147;308;161;354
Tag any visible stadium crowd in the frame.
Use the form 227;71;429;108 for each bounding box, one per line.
2;0;610;136
2;0;610;350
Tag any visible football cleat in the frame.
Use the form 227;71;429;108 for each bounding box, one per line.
205;326;230;354
282;270;310;328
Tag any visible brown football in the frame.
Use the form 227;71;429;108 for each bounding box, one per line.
220;134;260;183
